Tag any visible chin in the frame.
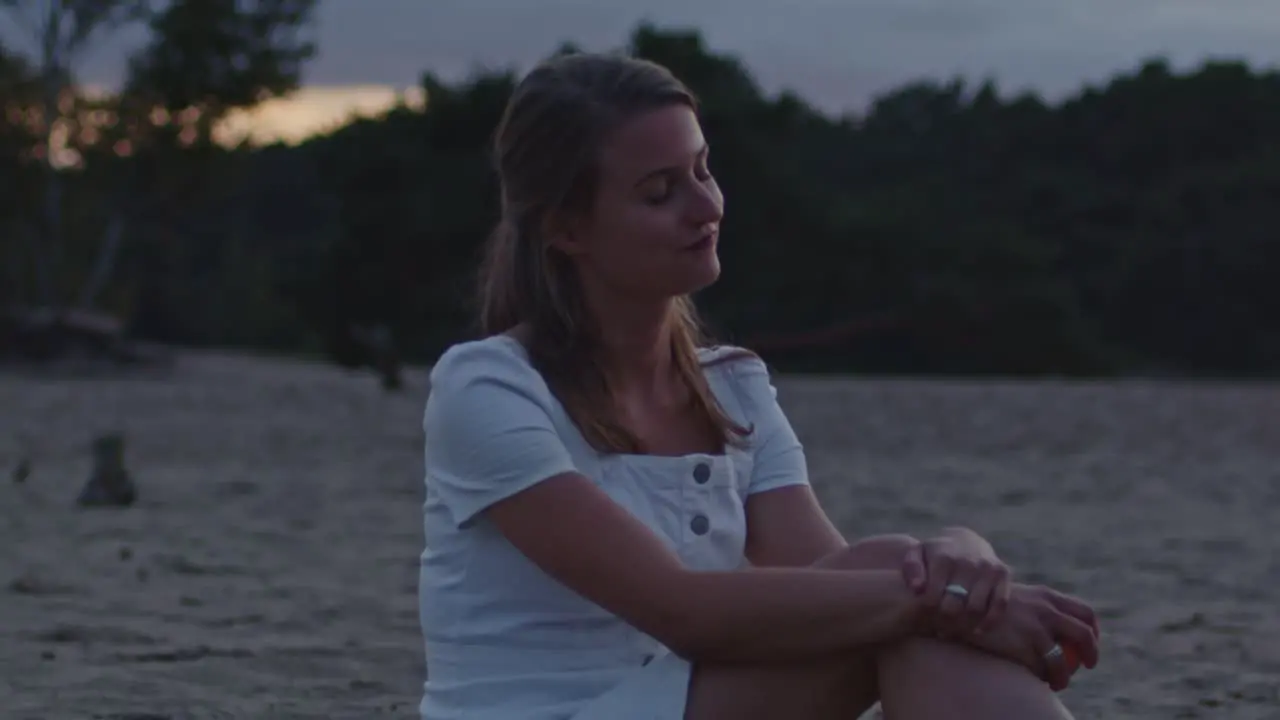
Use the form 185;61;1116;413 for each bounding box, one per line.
681;256;721;294
647;252;721;298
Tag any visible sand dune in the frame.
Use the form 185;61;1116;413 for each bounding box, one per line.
2;352;1277;719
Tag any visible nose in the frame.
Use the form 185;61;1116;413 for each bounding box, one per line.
687;180;723;227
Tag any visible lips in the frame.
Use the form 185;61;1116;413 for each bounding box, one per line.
685;231;717;251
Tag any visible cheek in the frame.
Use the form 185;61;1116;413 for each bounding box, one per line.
607;206;680;258
587;209;680;282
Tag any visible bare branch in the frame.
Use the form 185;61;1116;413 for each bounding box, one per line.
0;0;153;309
61;0;153;62
76;211;125;310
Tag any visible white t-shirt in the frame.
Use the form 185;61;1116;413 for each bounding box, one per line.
418;334;810;720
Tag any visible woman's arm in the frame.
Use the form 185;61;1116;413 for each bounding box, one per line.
484;472;930;664
744;485;847;567
729;355;850;568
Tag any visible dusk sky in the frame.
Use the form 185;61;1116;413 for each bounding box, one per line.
4;0;1280;143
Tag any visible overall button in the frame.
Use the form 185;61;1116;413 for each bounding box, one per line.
692;462;711;484
690;514;710;536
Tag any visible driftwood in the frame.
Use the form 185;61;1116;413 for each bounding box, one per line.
76;433;137;508
0;306;169;369
11;458;30;484
334;323;403;391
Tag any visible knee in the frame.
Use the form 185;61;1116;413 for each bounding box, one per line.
818;534;920;571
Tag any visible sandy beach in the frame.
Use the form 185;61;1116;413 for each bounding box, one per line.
2;351;1277;719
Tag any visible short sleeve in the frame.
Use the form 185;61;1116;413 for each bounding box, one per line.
728;356;811;495
423;339;579;528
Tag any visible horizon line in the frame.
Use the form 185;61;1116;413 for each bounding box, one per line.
50;51;1280;161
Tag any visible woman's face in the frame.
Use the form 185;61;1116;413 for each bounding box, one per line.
551;104;724;303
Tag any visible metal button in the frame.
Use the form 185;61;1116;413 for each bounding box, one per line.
690;514;710;536
692;462;711;484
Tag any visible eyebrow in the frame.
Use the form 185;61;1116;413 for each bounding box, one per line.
632;143;709;187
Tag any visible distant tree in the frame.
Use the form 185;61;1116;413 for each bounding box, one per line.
98;0;316;339
8;20;1276;377
119;0;315;148
0;42;40;304
0;0;315;321
0;0;149;308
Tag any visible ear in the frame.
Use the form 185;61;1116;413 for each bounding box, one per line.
543;211;589;257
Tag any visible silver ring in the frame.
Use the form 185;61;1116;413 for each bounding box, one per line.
943;583;969;598
1044;644;1064;661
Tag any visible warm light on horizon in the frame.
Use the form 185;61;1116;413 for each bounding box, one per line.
33;84;428;167
214;84;427;147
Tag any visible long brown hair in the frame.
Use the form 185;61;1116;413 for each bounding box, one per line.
478;52;751;454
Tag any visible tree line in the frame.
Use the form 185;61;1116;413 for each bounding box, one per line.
3;8;1278;377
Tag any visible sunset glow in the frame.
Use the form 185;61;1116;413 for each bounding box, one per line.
30;84;428;167
213;85;427;147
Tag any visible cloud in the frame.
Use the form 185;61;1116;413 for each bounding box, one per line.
397;0;1280;110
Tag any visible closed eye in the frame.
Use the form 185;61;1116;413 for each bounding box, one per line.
643;176;675;204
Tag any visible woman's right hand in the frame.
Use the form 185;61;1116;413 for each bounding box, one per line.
956;583;1101;691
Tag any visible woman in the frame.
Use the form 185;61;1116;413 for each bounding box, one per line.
419;52;1101;720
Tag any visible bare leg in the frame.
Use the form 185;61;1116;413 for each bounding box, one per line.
683;535;1075;720
682;537;891;720
877;638;1072;719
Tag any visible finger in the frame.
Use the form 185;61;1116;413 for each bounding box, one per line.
936;563;977;633
1047;590;1097;628
978;567;1012;633
1047;593;1101;665
921;553;955;608
962;563;1002;633
901;544;927;592
1037;634;1072;692
1049;611;1100;671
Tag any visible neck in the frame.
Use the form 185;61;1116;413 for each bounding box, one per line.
588;292;679;395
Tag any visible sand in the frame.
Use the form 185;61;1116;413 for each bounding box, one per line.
1;351;1277;719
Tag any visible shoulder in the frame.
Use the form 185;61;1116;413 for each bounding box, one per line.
698;344;786;438
699;344;774;394
426;335;563;423
430;334;544;393
422;336;582;527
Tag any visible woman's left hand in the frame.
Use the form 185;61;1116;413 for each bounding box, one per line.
901;528;1012;636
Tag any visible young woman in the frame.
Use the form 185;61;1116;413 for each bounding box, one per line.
419;52;1101;720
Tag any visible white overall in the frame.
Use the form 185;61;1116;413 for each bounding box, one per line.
419;335;810;720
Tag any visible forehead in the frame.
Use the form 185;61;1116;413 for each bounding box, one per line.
597;105;705;180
